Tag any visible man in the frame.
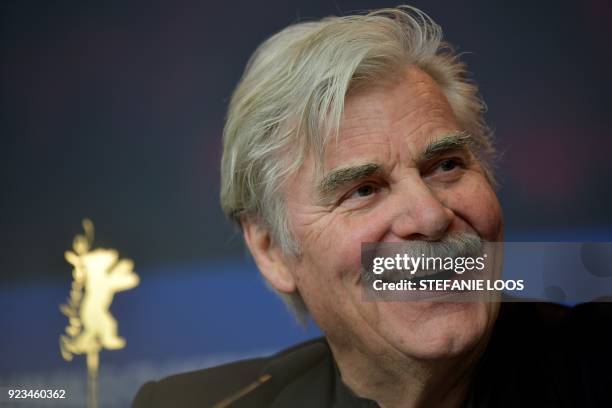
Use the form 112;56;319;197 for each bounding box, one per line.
134;6;611;407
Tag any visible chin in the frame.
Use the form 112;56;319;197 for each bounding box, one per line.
377;301;493;361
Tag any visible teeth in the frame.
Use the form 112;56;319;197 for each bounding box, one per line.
417;269;438;277
409;269;442;279
382;268;444;282
399;268;439;280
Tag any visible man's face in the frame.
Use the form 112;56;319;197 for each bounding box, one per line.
282;66;503;360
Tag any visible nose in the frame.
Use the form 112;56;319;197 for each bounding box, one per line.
388;179;454;241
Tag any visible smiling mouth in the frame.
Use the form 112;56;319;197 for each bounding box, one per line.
381;268;459;285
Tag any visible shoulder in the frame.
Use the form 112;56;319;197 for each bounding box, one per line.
132;337;332;408
132;358;267;408
489;301;612;352
473;302;612;406
496;301;612;335
557;301;612;404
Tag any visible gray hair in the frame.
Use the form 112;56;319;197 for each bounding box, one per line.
220;6;495;323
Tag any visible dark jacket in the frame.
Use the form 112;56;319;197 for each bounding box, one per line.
133;302;612;407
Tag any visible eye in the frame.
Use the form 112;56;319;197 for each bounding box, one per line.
351;184;377;198
424;157;467;181
439;158;459;172
341;183;380;202
336;181;386;209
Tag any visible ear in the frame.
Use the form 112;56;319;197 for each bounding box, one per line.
242;220;296;294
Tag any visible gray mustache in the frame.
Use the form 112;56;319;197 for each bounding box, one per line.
361;232;484;284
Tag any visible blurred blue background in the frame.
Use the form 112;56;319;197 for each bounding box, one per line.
1;0;611;405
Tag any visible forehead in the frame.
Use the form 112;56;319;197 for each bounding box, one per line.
322;66;460;171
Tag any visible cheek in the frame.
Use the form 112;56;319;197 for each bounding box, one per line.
448;176;503;241
297;209;389;276
290;211;389;323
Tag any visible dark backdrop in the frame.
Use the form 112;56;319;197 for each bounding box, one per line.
1;1;611;403
2;0;611;284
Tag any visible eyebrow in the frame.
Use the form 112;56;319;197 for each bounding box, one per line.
317;162;382;202
420;131;474;163
316;131;474;203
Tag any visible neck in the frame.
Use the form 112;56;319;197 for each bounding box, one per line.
329;339;485;408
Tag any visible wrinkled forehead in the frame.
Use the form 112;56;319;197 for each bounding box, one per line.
315;66;463;174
